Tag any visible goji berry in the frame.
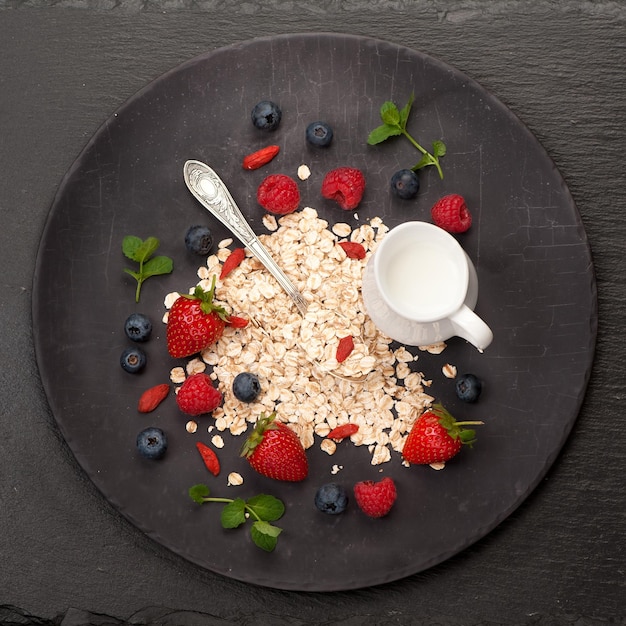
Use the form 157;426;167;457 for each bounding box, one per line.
137;383;170;413
338;241;366;260
242;145;280;170
220;247;246;279
227;315;249;329
196;441;220;476
326;423;359;440
336;335;355;363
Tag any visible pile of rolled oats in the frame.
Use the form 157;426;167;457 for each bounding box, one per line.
164;207;438;467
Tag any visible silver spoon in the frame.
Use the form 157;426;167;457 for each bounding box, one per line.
183;160;308;316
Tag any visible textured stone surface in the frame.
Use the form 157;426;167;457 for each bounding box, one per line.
0;2;624;624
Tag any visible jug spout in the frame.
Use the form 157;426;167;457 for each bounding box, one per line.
449;305;493;352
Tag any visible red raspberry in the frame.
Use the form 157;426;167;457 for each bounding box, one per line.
176;373;223;416
430;194;472;233
353;476;397;518
257;174;300;215
321;167;365;210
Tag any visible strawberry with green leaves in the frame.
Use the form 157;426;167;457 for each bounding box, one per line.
166;276;247;358
241;412;308;482
402;404;484;465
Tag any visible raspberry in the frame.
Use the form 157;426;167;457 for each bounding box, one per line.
321;167;365;210
176;373;223;416
430;194;472;233
353;476;397;518
257;174;300;215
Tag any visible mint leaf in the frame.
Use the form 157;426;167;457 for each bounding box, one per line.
221;499;247;528
188;483;210;504
367;124;402;145
432;140;447;158
398;94;414;129
379;101;400;126
141;255;174;279
250;521;282;552
122;235;173;302
246;494;285;522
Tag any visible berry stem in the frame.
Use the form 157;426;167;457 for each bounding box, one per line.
198;495;264;522
402;130;444;179
455;421;485;427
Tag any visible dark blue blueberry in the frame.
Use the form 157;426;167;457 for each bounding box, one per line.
185;225;213;256
314;483;348;515
251;100;282;131
136;427;168;460
120;346;147;373
232;372;261;403
390;169;420;199
124;313;152;342
455;373;483;403
306;121;334;147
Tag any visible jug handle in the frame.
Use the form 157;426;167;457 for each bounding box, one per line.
449;305;493;353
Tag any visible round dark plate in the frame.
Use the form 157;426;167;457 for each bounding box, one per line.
32;33;597;591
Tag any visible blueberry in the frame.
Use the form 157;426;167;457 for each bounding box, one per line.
251;100;282;131
136;427;168;460
232;372;261;403
306;121;333;147
314;483;348;515
455;373;483;403
124;313;152;342
390;169;420;199
185;225;213;255
120;346;147;373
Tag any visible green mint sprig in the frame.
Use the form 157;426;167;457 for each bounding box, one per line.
122;235;173;303
189;484;285;552
367;95;446;179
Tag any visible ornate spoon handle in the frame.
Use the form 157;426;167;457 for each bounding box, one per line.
183;160;308;316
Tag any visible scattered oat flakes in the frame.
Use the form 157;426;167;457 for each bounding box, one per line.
331;464;343;475
442;363;457;378
170;367;186;384
429;462;446;471
218;238;233;249
320;439;337;455
297;164;311;180
419;342;447;355
211;434;224;448
185;420;198;434
262;214;278;231
227;472;244;486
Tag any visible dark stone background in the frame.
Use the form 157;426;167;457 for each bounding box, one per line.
0;2;624;624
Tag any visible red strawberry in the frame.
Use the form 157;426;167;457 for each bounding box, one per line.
353;477;397;518
326;423;359;441
242;145;280;170
257;174;300;215
321;167;366;210
196;441;220;476
338;241;366;260
240;412;308;482
220;247;246;279
335;335;355;363
176;372;223;416
227;315;249;329
166;277;229;358
430;194;472;233
137;383;170;413
402;403;484;465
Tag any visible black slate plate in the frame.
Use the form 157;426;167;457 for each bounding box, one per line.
32;33;597;591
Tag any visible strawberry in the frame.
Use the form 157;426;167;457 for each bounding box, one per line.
257;174;300;215
137;383;170;413
335;335;355;363
402;403;484;465
326;423;359;441
242;145;280;170
353;477;397;518
176;372;223;416
240;412;308;482
321;167;366;210
430;194;472;233
220;247;246;279
167;276;241;358
195;441;220;476
338;241;366;260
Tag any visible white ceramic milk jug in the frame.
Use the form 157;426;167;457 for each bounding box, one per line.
361;221;493;351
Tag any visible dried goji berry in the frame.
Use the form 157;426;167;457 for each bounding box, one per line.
326;423;359;441
242;145;280;170
336;335;355;363
338;241;366;260
220;247;246;279
137;383;170;413
196;441;220;476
